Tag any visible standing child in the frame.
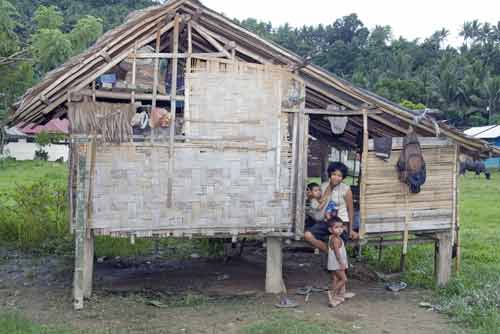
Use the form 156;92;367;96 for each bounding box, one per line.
326;217;349;307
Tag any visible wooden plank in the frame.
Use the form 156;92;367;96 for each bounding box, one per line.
366;209;452;220
368;137;453;150
365;220;452;234
167;15;180;207
286;108;383;116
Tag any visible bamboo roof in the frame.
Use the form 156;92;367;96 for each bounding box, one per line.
6;0;500;157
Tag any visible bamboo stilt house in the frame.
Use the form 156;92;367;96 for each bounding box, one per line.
7;0;500;309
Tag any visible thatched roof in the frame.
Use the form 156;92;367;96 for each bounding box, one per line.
7;0;500;157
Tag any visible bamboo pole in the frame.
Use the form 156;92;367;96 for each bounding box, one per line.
359;109;368;238
152;23;162;109
184;21;192;138
131;41;137;105
167;14;180;207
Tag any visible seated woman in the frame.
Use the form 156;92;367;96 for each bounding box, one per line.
304;161;357;253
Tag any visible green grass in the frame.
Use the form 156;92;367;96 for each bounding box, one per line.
364;171;500;334
0;313;81;334
0;159;67;193
242;314;349;334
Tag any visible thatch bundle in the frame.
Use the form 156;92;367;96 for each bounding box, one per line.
68;102;135;143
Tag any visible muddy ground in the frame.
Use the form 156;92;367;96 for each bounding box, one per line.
0;245;459;334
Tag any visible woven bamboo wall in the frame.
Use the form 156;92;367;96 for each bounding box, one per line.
89;60;300;237
364;139;455;234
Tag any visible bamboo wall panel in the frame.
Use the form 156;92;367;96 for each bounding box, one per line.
88;60;298;236
365;143;455;233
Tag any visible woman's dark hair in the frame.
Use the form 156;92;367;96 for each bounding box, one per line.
327;161;348;179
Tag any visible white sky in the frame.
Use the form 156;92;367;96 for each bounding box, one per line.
201;0;500;46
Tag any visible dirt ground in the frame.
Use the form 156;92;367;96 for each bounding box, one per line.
0;246;458;334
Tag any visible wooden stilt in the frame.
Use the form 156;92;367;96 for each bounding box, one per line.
435;232;453;286
83;230;95;298
73;140;94;310
265;237;286;294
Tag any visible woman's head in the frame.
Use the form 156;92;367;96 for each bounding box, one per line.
327;162;348;186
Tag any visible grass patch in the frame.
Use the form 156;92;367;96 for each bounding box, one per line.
364;171;500;334
0;312;81;334
242;314;349;334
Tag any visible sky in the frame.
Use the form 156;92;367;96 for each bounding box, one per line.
201;0;500;46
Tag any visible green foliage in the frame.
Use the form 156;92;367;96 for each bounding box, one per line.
33;5;63;30
69;15;103;54
400;99;426;110
31;28;72;73
0;179;69;252
35;131;66;147
0;0;20;56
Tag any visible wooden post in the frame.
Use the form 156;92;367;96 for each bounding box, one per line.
167;14;180;207
73;139;95;310
359;109;368;238
453;145;461;274
435;232;453;286
265;237;286;294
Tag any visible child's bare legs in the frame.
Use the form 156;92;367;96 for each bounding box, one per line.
333;270;347;301
328;272;337;305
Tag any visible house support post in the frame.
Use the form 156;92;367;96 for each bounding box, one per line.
73;140;95;310
435;231;453;286
265;237;286;294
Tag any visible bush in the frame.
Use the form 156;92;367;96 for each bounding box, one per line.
34;148;49;161
0;179;70;253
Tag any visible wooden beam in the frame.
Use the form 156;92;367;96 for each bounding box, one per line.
76;89;184;102
190;21;232;59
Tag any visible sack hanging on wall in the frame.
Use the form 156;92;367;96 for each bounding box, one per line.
396;127;426;193
326;116;348;134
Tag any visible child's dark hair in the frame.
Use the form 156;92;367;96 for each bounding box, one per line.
326;215;344;228
307;182;320;191
327;161;348;179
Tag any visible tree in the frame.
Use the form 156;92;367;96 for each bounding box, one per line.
69;15;103;54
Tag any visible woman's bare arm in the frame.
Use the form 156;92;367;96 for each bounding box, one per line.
344;187;354;236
